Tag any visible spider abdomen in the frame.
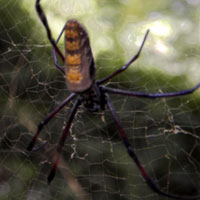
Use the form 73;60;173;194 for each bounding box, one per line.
65;20;95;93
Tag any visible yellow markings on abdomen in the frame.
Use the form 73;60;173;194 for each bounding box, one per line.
66;40;80;51
67;68;83;83
66;29;78;39
66;54;81;65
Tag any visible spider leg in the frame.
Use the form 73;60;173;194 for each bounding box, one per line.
98;29;149;84
27;93;76;151
52;25;66;74
106;94;200;200
35;0;65;62
101;83;200;98
48;98;82;184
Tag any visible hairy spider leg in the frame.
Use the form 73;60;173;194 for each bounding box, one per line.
101;83;200;98
36;0;64;62
27;93;76;151
106;95;200;200
98;29;150;85
48;98;81;184
52;25;66;73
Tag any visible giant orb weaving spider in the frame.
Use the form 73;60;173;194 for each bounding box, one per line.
27;0;200;199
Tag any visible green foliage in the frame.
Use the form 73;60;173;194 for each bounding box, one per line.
1;0;200;200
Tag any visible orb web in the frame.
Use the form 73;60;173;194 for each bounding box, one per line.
1;0;200;200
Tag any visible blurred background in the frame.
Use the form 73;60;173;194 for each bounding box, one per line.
0;0;200;199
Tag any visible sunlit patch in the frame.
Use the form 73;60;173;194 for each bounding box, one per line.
154;40;169;54
67;54;81;65
186;0;199;5
67;68;83;83
61;0;95;16
149;20;172;37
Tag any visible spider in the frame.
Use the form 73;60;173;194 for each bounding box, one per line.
27;0;200;199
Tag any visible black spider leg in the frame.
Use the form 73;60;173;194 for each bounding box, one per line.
101;83;200;98
106;95;200;200
48;98;82;184
98;29;150;85
27;93;76;151
36;0;65;62
52;25;66;74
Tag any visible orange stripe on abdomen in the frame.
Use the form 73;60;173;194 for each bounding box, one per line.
66;54;81;65
66;40;80;51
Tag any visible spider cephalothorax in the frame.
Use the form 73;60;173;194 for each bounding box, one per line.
81;83;106;112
